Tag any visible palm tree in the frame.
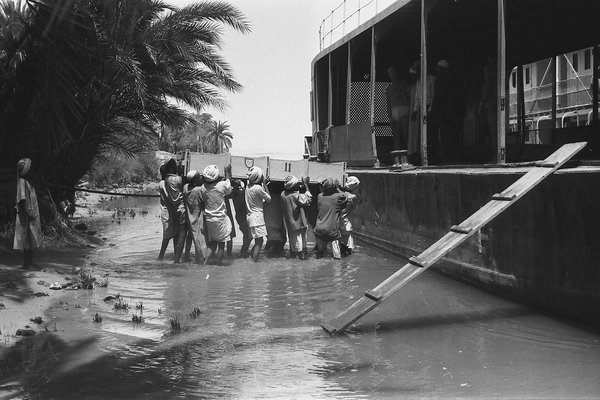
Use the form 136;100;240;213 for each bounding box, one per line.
0;0;250;213
204;120;233;153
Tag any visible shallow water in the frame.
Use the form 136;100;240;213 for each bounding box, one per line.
5;194;600;399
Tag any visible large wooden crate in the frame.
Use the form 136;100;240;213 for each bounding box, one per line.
231;155;269;179
307;161;346;185
269;159;309;181
185;152;231;176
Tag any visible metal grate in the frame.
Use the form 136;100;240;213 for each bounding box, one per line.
374;125;392;137
374;82;391;123
349;82;370;123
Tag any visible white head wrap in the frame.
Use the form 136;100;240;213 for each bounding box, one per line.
203;165;219;183
247;166;263;184
345;176;360;191
284;175;299;190
186;169;198;182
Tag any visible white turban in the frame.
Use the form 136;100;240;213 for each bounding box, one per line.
186;169;198;182
284;175;299;190
247;166;263;184
203;165;219;183
345;176;360;191
17;158;31;177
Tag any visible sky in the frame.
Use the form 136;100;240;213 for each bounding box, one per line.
168;0;342;159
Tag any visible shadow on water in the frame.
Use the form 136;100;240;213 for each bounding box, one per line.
354;305;534;333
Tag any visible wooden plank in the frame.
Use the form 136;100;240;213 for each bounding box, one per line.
269;159;309;182
186;153;231;176
322;142;586;334
231;155;269;180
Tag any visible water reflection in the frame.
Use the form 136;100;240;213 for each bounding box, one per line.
3;193;600;399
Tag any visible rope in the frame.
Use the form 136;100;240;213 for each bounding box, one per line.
46;183;160;198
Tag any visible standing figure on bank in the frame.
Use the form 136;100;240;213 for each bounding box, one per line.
199;164;232;266
408;59;436;166
314;178;347;259
14;158;42;269
281;175;312;260
430;59;466;164
182;170;206;264
339;176;360;256
245;166;271;262
386;66;411;165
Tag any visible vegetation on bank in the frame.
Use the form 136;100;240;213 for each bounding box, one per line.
0;0;249;224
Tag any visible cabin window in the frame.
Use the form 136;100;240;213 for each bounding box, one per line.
584;49;592;70
572;53;579;72
525;67;531;84
511;71;516;88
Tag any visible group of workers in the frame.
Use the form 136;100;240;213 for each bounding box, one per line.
386;58;466;166
157;158;361;265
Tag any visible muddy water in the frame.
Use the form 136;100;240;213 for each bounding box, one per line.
8;194;600;399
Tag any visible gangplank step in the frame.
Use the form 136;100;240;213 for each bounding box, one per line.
322;142;587;335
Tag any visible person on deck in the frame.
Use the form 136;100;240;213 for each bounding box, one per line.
430;59;466;164
245;166;271;262
199;164;232;266
182;170;206;264
281;175;312;260
386;66;411;165
408;59;436;166
339;176;360;257
314;178;347;259
14;158;42;269
229;179;252;257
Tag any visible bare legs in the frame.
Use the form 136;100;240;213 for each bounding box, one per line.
251;237;264;262
204;241;225;266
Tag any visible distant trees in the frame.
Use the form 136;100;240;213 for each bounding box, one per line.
0;0;249;211
158;114;234;154
204;120;233;153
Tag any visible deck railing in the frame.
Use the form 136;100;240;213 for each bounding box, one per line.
319;0;397;50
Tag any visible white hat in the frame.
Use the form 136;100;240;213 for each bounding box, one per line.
284;175;299;190
437;59;449;68
247;166;263;184
186;169;198;181
345;176;360;191
203;165;219;183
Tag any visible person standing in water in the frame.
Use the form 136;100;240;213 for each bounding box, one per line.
280;175;312;260
339;176;360;256
158;159;186;263
14;158;42;269
245;166;271;262
314;178;347;259
199;164;232;266
182;170;206;264
230;179;252;257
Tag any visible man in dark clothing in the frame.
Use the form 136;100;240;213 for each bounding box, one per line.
314;178;347;259
230;179;251;257
429;59;466;164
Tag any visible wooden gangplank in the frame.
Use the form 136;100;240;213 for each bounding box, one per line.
322;142;587;335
